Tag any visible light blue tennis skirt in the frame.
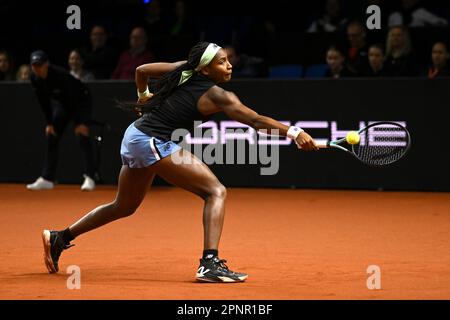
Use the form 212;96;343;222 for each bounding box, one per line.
120;123;181;168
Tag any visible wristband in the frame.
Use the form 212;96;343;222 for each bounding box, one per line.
137;86;151;100
287;126;304;148
287;126;304;140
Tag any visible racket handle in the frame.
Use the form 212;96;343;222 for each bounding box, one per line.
316;142;330;149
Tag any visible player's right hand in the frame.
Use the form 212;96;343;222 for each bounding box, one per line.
296;131;319;151
45;125;56;136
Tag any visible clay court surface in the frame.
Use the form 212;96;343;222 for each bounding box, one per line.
0;184;449;300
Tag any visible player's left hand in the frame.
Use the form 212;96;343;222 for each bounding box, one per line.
137;92;154;104
135;93;154;117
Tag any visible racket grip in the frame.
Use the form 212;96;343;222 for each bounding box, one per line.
316;142;330;148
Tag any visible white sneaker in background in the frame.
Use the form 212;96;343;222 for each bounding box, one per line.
81;174;95;191
27;177;54;190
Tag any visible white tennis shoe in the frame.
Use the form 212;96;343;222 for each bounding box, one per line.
81;174;95;191
27;177;54;190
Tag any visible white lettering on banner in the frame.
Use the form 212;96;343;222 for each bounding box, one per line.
183;120;407;147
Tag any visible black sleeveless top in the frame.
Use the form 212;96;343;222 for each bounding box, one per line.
134;74;216;141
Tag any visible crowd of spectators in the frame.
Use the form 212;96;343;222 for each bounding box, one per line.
0;0;449;82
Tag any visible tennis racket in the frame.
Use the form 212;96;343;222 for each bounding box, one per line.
316;121;411;167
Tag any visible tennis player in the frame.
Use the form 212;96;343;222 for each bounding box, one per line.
42;42;318;283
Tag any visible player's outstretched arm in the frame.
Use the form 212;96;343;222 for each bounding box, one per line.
206;87;318;151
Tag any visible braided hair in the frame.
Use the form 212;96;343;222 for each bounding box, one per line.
117;41;210;114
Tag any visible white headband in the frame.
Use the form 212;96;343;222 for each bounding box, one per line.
179;43;222;86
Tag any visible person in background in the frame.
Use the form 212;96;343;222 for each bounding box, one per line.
363;44;387;77
325;46;354;78
384;26;418;77
68;49;95;82
388;0;448;28
142;0;166;57
307;0;348;33
168;0;193;36
26;50;97;191
112;27;156;80
223;45;267;78
427;42;450;79
82;25;119;79
0;50;14;81
346;21;369;75
16;64;31;81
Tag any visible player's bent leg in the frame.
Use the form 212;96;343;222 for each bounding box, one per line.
154;149;226;249
153;149;247;283
69;165;155;236
42;165;155;273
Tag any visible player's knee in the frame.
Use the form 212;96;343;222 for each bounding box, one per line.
121;207;137;217
210;184;227;200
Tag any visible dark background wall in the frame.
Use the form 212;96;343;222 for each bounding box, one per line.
1;79;449;191
1;1;450;71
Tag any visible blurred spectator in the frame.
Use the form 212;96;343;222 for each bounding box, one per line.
142;0;166;56
158;0;194;61
388;0;448;27
0;50;14;81
363;44;388;77
307;0;348;33
16;64;31;82
112;27;156;80
168;0;193;36
143;0;164;33
384;26;418;76
82;25;119;79
346;21;369;75
223;45;267;78
68;49;95;82
427;42;450;78
325;46;354;78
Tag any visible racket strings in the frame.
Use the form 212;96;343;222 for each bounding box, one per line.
352;125;410;166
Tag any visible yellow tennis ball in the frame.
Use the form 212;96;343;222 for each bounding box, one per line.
346;131;360;145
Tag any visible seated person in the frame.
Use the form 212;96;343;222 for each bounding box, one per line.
325;46;354;78
307;0;348;33
388;0;448;27
16;64;31;81
384;26;418;77
0;50;14;81
82;25;119;79
362;44;388;77
68;49;95;82
346;21;370;75
112;27;156;80
427;42;450;78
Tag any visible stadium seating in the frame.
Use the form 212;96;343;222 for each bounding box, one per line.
268;64;304;78
304;64;329;78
